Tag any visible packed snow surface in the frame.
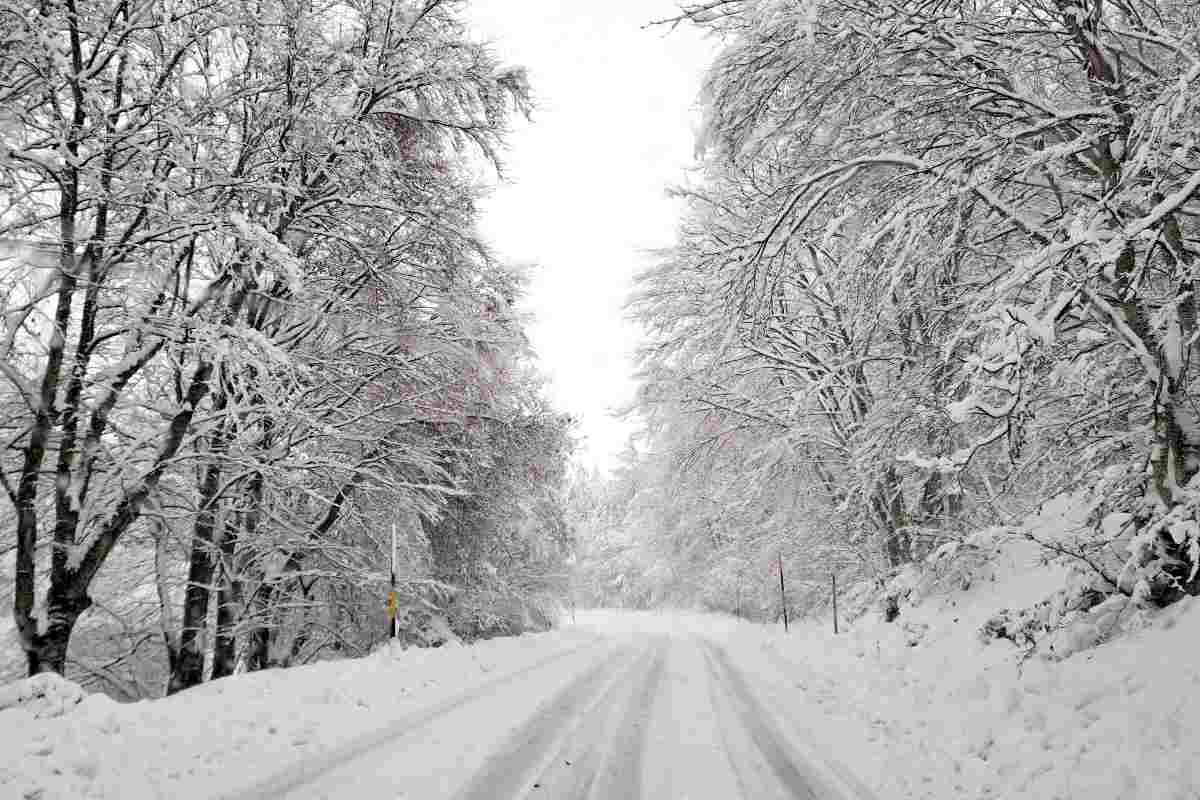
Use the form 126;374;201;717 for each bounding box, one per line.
0;631;600;799
724;555;1200;800
2;553;1198;799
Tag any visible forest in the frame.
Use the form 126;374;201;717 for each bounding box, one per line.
0;0;572;697
4;0;1200;703
574;0;1200;630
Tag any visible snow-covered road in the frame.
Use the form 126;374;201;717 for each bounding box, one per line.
227;630;865;800
9;569;1200;800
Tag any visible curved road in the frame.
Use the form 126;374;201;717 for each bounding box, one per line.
228;634;870;800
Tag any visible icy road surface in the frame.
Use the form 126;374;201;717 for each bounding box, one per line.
227;630;870;800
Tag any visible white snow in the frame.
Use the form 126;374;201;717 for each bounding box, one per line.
0;630;600;800
0;672;87;719
710;540;1200;799
3;529;1198;800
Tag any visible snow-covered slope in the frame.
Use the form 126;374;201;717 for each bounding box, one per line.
721;532;1200;799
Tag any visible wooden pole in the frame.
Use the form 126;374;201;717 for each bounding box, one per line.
389;523;398;639
831;572;839;635
779;554;789;632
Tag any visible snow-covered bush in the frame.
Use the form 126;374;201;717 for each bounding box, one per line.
979;576;1141;661
1123;492;1200;606
0;673;87;719
446;590;559;641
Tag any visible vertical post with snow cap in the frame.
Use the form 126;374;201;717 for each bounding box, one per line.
832;572;839;635
778;553;789;632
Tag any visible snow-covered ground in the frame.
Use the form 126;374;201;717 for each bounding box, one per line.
713;538;1200;800
0;616;868;800
0;629;602;799
2;541;1198;799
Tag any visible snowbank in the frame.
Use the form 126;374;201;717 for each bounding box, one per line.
0;628;598;800
719;533;1200;799
0;673;87;719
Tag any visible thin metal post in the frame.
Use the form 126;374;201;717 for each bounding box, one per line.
832;572;839;635
779;554;789;632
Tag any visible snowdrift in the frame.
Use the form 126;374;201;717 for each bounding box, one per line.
0;629;597;800
721;526;1200;798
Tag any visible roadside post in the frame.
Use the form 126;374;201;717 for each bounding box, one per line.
832;572;839;634
388;523;398;639
778;554;789;632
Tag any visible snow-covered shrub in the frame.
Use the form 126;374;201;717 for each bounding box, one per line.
1042;595;1135;660
979;606;1049;650
445;588;560;642
0;673;87;719
395;605;460;649
874;527;1008;625
1122;493;1200;606
391;580;461;648
979;572;1139;660
902;621;929;647
919;528;1007;597
839;578;885;623
882;593;901;623
1061;465;1200;608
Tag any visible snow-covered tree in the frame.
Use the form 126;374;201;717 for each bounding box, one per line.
1;0;571;691
617;0;1200;613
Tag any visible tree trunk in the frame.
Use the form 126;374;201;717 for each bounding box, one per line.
1140;216;1199;601
245;581;276;672
167;457;224;694
214;453;267;677
19;361;214;679
874;465;911;568
210;522;241;679
1146;388;1200;600
245;464;360;672
26;585;92;675
282;610;309;668
246;555;301;672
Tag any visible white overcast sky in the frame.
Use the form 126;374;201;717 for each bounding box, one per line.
465;2;717;473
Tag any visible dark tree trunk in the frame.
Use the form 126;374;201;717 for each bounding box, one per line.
215;442;268;677
245;581;276;672
874;466;911;568
210;522;241;679
246;564;290;672
244;458;366;672
285;623;308;667
26;586;92;675
167;456;224;694
210;589;238;678
19;361;213;678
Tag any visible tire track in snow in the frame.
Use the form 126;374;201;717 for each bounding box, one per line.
591;639;666;796
451;637;668;800
702;640;846;800
737;639;886;800
524;637;667;798
220;637;606;800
